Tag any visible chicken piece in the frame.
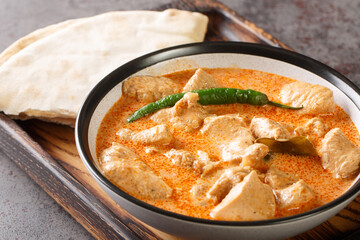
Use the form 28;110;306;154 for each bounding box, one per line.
320;128;360;178
117;124;174;145
99;142;139;164
194;150;212;166
241;143;270;171
193;150;220;177
250;117;291;140
201;161;221;177
280;81;336;115
206;167;250;202
210;171;276;221
200;115;254;162
265;166;299;189
164;149;194;168
165;149;220;176
295;117;327;141
190;179;212;206
201;114;248;140
275;180;315;210
221;134;255;162
281;122;296;135
190;179;209;198
123;75;180;102
102;161;172;200
183;68;222;92
99;143;172;200
144;146;159;154
151;92;209;131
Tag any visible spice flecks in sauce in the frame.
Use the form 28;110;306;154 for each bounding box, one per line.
96;68;357;220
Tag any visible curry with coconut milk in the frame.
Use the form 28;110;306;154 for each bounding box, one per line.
96;68;360;220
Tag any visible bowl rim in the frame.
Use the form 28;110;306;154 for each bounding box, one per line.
75;41;360;226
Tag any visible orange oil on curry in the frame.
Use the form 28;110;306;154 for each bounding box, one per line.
96;68;357;220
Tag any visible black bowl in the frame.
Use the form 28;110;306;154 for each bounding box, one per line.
75;42;360;240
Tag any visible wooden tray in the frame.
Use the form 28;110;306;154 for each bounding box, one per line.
0;0;359;239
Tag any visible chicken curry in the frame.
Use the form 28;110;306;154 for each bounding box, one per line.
96;68;360;221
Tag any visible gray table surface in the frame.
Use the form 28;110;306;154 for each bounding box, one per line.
1;0;359;239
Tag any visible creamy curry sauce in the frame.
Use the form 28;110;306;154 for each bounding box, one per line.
96;68;358;220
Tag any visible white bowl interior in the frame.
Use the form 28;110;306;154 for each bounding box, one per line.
88;53;360;184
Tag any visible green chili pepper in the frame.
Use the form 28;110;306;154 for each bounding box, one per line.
127;88;302;123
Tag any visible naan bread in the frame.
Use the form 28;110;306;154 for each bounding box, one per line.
0;9;208;126
0;18;83;67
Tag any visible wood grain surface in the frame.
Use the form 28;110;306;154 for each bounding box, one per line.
0;0;359;239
